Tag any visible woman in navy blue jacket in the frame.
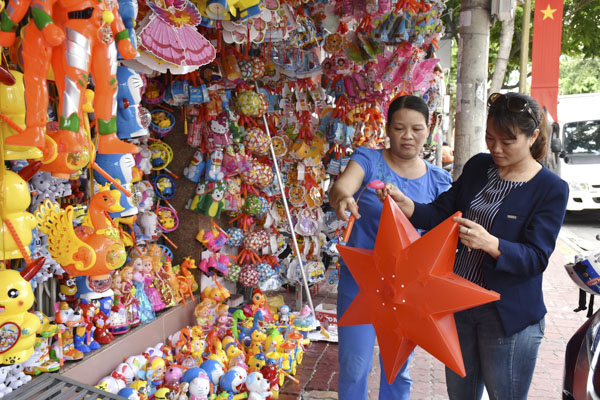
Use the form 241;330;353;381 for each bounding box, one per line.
378;92;569;400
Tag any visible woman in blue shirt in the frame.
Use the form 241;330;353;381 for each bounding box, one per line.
329;95;452;399
378;93;569;400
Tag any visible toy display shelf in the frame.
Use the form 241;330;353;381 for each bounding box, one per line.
3;373;122;400
59;297;199;386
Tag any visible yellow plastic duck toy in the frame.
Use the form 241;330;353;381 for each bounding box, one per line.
0;261;45;364
0;169;39;260
35;184;127;279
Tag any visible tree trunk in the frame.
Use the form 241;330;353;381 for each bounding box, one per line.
490;9;516;93
454;0;491;178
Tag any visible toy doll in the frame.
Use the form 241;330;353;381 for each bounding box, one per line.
194;303;211;333
148;244;178;307
131;256;156;324
119;266;141;327
142;255;166;312
145;356;166;397
215;303;232;339
107;271;129;333
111;272;124;297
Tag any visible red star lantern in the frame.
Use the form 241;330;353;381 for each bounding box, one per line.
337;196;500;383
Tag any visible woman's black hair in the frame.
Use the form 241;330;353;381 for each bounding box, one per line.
386;95;429;129
487;92;547;161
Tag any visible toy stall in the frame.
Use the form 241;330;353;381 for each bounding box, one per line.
0;0;446;398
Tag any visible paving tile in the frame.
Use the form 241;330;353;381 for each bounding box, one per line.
278;394;301;400
305;372;330;391
303;391;338;399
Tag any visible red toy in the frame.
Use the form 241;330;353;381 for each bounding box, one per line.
337;196;500;383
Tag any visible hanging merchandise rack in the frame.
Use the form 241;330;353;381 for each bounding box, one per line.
256;80;316;317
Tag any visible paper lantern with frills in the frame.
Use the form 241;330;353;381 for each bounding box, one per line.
235;90;267;118
225;264;241;283
242;230;270;253
244;127;271;157
226;227;244;247
239;265;259;287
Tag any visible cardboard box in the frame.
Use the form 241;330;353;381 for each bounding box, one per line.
315;303;338;327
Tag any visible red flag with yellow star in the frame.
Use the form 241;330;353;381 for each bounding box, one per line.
531;0;564;122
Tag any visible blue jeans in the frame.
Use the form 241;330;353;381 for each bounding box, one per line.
337;292;413;400
445;303;545;400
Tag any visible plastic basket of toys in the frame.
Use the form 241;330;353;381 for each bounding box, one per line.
150;109;175;137
157;206;179;232
143;79;165;104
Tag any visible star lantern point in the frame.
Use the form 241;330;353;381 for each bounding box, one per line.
337;197;500;383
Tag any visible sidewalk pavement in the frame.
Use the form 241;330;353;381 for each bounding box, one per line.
277;238;590;399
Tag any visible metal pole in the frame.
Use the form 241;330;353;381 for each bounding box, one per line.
519;0;532;93
255;83;316;317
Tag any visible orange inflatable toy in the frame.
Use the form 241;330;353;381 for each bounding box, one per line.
34;184;128;279
337;196;500;384
0;0;139;165
51;0;139;155
0;0;63;163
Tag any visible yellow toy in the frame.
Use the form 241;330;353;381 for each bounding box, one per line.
35;184;127;279
174;257;198;303
201;278;231;303
0;261;44;364
130;380;151;400
0;70;46;161
190;336;205;364
206;330;228;366
247;328;266;357
0;169;38;260
23;311;60;375
224;341;244;367
247;352;265;373
264;330;284;354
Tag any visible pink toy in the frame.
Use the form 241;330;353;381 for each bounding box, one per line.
142;255;166;312
137;0;216;68
119;266;140;327
165;366;184;388
207;113;233;151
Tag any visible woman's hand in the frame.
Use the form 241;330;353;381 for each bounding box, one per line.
376;182;416;218
454;217;501;258
376;183;407;204
334;196;360;222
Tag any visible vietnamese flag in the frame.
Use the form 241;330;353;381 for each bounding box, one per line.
530;0;564;122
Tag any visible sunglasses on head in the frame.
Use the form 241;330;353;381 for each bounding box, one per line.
487;93;539;127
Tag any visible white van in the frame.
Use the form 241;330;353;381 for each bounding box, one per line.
546;93;600;211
